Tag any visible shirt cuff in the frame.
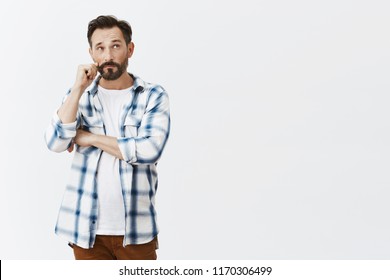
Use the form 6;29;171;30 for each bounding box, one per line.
52;111;77;138
117;137;137;163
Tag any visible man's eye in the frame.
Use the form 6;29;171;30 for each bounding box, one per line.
113;45;119;48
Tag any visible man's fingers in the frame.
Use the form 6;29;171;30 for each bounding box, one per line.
67;142;74;153
73;64;98;95
80;64;97;80
86;64;97;80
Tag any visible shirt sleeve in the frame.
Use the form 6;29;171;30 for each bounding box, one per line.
44;91;80;153
117;88;170;165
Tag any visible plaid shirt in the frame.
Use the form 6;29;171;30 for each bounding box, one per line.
45;74;170;249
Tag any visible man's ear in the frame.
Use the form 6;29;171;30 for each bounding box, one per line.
127;42;135;58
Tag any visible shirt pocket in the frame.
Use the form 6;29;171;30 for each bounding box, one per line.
124;115;141;137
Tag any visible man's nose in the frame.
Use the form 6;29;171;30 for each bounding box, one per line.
103;48;114;62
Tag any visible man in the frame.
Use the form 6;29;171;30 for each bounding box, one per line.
45;15;170;260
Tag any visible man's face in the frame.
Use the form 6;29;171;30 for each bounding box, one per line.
89;26;134;80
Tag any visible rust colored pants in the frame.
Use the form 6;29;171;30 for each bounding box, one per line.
72;235;158;260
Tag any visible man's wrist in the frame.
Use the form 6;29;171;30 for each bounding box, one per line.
89;133;99;146
71;84;86;97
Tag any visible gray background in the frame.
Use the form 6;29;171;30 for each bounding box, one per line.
1;0;389;259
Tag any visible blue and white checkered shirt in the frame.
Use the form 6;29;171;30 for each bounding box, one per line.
45;74;170;249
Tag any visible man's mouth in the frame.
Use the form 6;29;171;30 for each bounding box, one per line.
97;62;122;75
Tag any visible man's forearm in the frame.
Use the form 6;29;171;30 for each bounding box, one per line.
91;134;124;160
57;87;83;124
58;64;98;124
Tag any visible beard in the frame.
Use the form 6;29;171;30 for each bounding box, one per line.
97;57;128;81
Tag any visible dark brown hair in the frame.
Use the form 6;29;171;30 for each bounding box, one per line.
87;15;132;47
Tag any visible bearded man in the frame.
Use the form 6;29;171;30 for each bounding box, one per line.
45;15;170;260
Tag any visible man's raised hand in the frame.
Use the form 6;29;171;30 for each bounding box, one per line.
73;63;98;93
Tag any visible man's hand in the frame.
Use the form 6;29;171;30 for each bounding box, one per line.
67;140;75;153
67;129;94;152
73;63;98;93
74;128;95;147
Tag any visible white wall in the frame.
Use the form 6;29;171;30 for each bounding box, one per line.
1;0;390;259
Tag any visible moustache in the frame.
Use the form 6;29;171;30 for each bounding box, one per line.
97;61;121;72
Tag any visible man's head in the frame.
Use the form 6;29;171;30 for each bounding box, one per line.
87;15;134;81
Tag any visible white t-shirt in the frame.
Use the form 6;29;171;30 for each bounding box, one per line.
95;85;132;235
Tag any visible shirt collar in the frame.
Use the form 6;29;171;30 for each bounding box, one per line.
88;73;145;96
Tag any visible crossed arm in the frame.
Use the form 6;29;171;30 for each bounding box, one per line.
69;129;124;160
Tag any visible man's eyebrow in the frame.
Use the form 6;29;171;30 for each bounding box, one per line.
93;39;122;48
94;42;103;48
